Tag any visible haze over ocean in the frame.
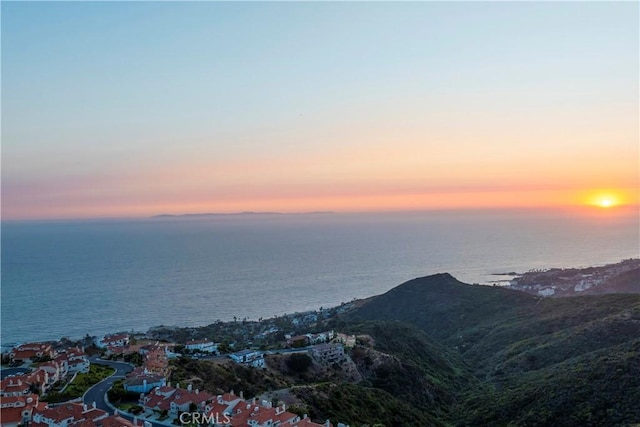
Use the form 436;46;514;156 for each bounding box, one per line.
2;210;637;346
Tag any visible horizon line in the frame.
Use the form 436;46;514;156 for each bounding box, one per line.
3;204;639;223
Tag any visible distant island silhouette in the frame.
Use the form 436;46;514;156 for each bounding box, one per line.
151;211;334;218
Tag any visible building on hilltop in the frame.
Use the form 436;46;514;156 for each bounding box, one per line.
185;338;219;353
310;343;345;364
229;349;265;368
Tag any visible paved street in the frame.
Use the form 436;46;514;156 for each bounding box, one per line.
83;357;133;413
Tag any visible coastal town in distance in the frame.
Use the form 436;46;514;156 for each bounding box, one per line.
2;259;637;427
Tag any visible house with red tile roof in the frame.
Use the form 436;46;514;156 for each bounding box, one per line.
98;334;130;349
59;348;90;374
0;376;31;397
39;360;67;385
169;386;214;415
9;343;54;364
32;402;108;427
97;414;142;427
1;368;54;397
141;348;168;376
137;385;345;427
0;393;40;427
26;369;51;395
140;384;214;419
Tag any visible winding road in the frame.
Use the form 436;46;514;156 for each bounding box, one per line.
84;358;170;427
83;357;133;412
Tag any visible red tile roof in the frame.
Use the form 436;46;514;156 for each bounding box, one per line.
98;414;141;427
0;406;26;424
0;394;39;424
35;403;107;424
1;376;30;393
291;418;328;427
11;349;40;360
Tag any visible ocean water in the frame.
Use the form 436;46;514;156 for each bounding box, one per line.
1;210;638;346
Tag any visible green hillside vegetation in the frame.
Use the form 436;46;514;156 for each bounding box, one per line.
170;357;289;397
343;321;474;411
349;273;538;341
293;383;447;427
456;340;640;426
347;274;640;425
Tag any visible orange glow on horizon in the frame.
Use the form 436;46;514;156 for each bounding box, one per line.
4;186;638;221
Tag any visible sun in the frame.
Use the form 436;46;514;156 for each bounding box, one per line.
598;198;614;208
585;192;622;209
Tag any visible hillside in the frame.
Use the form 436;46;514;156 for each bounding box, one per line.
347;273;537;340
346;274;640;425
170;321;474;426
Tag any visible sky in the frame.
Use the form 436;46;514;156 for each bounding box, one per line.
2;1;638;220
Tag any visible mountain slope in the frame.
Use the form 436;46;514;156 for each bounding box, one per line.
346;273;640;425
348;273;536;340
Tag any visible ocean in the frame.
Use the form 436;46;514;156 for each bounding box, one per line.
1;209;638;346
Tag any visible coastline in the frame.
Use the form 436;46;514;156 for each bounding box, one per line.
3;258;637;350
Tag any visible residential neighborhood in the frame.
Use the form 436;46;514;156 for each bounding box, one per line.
1;313;357;427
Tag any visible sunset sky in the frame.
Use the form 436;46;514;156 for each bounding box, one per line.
2;2;638;220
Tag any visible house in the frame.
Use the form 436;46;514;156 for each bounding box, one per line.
9;343;54;363
140;384;213;419
123;371;166;394
97;414;143;427
185;338;218;353
63;347;90;373
0;377;31;397
310;344;344;364
39;360;67;384
67;358;90;374
141;347;169;376
26;369;51;394
137;386;346;427
228;400;305;427
169;384;214;415
52;354;70;377
1;369;52;397
287;335;310;348
334;333;356;348
31;402;108;427
98;334;130;348
229;350;265;368
0;393;41;427
307;331;334;345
